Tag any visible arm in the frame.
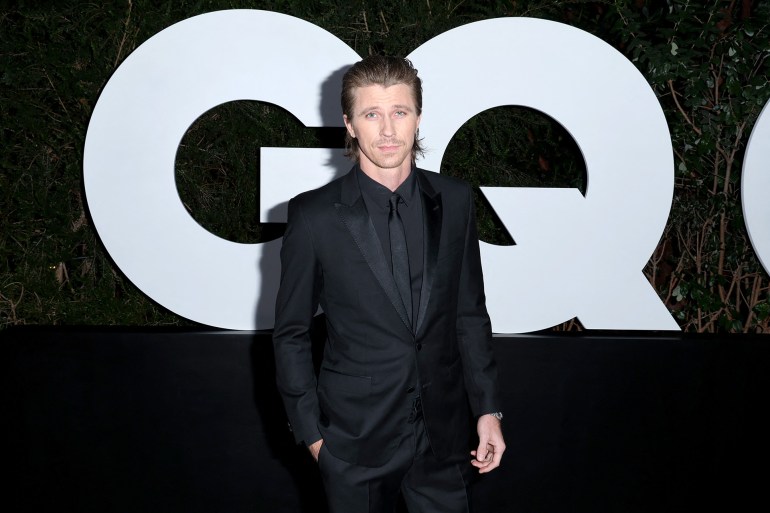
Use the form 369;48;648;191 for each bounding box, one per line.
456;184;500;417
455;184;505;472
273;197;323;450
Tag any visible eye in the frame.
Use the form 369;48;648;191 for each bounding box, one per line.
395;110;406;117
365;112;378;119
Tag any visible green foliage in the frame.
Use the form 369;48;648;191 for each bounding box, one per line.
1;0;769;331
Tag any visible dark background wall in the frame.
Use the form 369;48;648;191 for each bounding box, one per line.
4;327;769;512
2;0;769;332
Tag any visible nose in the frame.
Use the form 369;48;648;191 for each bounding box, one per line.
380;116;394;137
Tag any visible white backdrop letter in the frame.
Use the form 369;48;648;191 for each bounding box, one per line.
742;101;770;275
86;12;685;331
83;10;359;330
409;18;680;331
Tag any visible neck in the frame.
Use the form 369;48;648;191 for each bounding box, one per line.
359;162;412;192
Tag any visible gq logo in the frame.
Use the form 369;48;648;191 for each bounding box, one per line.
83;10;770;331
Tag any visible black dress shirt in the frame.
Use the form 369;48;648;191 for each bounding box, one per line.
357;166;424;328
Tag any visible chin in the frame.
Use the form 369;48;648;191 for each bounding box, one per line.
378;153;411;168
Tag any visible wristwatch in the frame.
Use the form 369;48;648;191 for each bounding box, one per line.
488;412;503;421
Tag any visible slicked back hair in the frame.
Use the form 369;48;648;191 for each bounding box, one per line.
341;55;425;163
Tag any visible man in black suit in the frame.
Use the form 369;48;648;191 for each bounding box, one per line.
273;55;504;513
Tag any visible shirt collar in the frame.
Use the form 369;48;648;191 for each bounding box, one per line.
356;165;418;209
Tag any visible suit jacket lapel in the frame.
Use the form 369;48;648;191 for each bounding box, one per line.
334;169;413;333
415;170;442;335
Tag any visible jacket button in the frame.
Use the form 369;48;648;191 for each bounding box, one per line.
407;386;415;394
416;343;422;351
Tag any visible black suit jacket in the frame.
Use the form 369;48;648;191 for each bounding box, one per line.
273;166;500;467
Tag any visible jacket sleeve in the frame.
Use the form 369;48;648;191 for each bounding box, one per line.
272;196;323;446
455;184;501;417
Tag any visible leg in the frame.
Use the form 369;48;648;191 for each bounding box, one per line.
400;417;471;513
318;438;412;513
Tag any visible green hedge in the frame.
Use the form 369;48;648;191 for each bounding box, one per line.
2;1;769;331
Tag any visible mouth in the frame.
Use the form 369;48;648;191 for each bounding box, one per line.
377;142;402;152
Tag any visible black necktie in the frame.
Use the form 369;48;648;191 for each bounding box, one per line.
389;193;412;327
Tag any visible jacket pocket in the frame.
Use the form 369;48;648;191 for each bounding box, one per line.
317;368;373;440
317;368;372;393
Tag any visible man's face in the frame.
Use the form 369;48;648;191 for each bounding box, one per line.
343;83;421;176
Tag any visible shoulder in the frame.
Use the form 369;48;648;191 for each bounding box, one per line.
416;168;473;203
417;167;471;190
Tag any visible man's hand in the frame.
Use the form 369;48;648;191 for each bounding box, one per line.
470;414;505;473
308;439;324;462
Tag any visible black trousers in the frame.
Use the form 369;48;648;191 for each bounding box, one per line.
317;414;470;513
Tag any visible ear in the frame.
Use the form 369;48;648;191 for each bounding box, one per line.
416;113;422;130
343;114;356;138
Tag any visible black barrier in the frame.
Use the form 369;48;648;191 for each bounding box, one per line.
3;326;768;513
